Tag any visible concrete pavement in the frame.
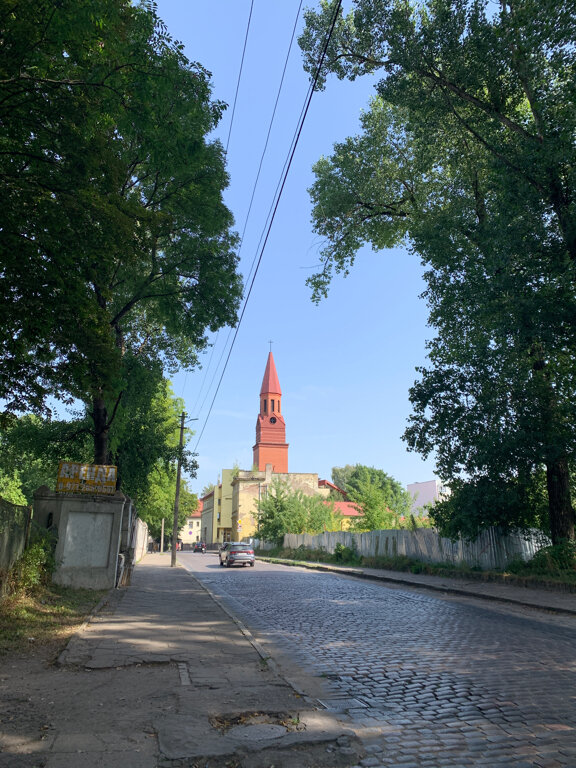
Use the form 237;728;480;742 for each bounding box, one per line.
1;554;364;768
1;552;573;768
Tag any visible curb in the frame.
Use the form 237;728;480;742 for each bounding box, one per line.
258;557;576;617
177;562;326;702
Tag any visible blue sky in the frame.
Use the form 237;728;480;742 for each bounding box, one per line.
155;0;437;495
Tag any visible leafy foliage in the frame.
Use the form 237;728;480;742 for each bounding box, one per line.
256;480;342;543
332;464;412;531
0;377;196;538
300;0;576;541
0;1;243;461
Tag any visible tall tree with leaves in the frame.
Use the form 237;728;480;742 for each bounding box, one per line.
333;464;411;530
300;0;576;542
256;480;341;543
0;1;242;462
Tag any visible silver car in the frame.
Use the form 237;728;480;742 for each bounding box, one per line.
219;542;255;567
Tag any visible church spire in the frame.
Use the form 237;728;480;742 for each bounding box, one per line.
260;351;281;396
253;350;288;473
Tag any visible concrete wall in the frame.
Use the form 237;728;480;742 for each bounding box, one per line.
282;527;550;571
34;486;126;589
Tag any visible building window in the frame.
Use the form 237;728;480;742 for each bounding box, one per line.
271;399;275;412
264;399;267;413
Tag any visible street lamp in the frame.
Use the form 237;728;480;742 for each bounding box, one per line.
171;413;198;567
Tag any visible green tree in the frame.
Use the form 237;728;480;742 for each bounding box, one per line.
331;465;356;493
335;465;411;531
300;0;576;542
0;1;242;462
0;470;27;506
256;480;341;542
137;467;197;541
0;376;193;508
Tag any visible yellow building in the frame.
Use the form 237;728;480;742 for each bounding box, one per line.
231;464;331;542
200;469;235;546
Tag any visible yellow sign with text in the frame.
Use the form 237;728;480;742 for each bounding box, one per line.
56;462;117;495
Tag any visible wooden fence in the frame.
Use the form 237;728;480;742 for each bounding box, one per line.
280;527;549;571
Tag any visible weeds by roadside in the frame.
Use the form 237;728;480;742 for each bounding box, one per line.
259;541;576;591
0;523;107;656
0;583;107;656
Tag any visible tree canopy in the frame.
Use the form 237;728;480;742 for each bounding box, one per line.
0;0;243;463
0;377;194;533
332;464;412;530
300;0;576;542
256;480;341;543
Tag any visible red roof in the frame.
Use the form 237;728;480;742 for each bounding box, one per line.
318;479;348;498
330;501;363;518
260;351;281;395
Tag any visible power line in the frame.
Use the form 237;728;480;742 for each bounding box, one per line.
186;1;303;424
225;0;254;154
182;0;255;408
193;0;344;454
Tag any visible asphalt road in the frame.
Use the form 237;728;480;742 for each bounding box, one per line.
179;553;576;767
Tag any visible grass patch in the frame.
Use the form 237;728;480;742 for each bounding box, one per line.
0;583;107;656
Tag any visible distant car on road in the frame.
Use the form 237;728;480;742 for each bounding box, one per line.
193;542;206;553
219;542;255;567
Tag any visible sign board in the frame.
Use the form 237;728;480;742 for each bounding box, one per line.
56;462;117;495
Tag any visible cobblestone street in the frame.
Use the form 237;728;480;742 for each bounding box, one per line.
182;556;576;767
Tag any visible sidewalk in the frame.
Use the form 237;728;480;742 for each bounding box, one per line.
261;557;576;616
0;554;363;768
1;555;574;768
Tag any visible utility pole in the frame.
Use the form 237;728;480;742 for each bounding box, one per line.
171;411;186;567
160;518;165;553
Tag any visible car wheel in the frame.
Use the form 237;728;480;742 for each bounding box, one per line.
226;561;232;567
250;562;255;567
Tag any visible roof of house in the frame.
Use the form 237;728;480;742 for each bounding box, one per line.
331;501;363;518
318;479;348;497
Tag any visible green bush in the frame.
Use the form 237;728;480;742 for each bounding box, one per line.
333;543;361;564
507;541;576;576
12;528;57;594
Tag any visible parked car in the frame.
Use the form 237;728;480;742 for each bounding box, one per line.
193;542;206;553
219;542;255;567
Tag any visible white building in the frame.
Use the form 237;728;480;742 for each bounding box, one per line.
407;480;450;514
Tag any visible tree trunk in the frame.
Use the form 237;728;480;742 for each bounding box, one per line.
92;396;109;465
546;457;575;543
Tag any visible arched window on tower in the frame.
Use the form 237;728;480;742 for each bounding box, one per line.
271;399;275;412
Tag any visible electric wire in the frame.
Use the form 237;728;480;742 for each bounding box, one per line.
181;0;254;409
225;0;254;154
192;0;344;454
187;1;302;421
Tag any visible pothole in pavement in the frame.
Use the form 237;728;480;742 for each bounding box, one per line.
209;711;305;735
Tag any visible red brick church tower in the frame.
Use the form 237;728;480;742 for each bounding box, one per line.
253;351;288;473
